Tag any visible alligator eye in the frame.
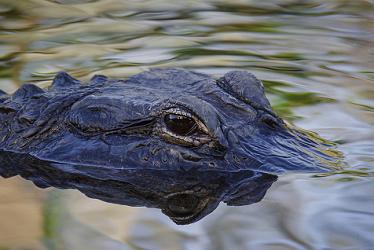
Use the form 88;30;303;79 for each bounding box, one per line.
164;114;198;136
167;194;199;217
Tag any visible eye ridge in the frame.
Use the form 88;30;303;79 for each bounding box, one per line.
164;113;198;136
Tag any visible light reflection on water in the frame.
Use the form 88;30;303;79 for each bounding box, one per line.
0;0;373;249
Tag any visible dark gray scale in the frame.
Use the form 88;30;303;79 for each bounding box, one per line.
88;74;110;86
0;68;342;225
12;82;46;101
0;89;8;100
49;71;82;90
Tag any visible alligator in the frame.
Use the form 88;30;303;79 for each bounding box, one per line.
0;68;340;225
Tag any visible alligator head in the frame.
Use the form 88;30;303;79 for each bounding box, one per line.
0;68;340;224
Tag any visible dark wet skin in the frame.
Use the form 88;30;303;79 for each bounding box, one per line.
0;68;340;224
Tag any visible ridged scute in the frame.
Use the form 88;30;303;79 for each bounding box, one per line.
50;71;82;90
0;90;7;96
89;74;110;86
0;90;9;107
12;82;45;102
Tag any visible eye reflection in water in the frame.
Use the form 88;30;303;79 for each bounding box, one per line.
62;164;278;225
5;152;278;225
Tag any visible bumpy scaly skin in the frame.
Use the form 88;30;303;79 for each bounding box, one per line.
0;68;339;224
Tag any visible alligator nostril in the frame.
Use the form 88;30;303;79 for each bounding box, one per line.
261;114;279;128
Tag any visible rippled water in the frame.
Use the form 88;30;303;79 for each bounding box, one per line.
0;0;373;249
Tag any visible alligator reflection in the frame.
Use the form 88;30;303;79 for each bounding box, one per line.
78;168;277;225
0;151;276;225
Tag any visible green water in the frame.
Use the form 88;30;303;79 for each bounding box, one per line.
0;0;373;249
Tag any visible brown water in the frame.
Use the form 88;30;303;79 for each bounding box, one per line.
0;0;373;249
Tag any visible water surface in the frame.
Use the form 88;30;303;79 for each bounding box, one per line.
0;0;373;249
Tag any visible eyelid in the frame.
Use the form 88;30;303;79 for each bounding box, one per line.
163;107;209;135
164;108;195;119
